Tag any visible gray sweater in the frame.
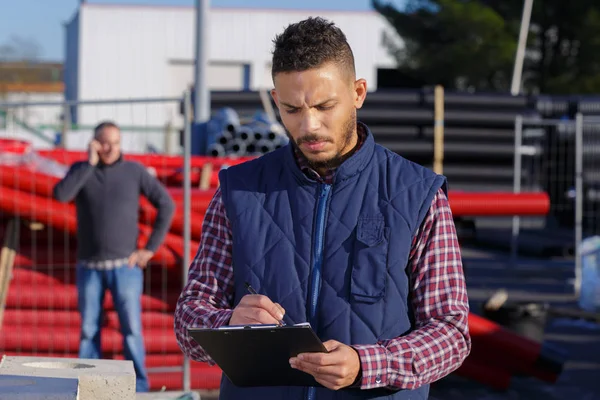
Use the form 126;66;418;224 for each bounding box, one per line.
53;157;175;262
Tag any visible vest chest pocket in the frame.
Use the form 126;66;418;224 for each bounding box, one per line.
350;216;389;303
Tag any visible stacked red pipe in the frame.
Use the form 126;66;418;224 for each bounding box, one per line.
1;265;219;390
0;141;561;392
0;142;234;390
37;148;253;189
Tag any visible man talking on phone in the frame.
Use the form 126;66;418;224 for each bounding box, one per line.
53;121;175;392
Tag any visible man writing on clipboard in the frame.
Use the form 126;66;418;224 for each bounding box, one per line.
174;17;471;399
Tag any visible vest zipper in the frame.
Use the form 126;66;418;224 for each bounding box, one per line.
306;183;332;400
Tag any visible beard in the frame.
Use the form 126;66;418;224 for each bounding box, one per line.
289;110;357;172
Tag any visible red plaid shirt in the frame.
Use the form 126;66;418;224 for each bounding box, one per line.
174;126;471;390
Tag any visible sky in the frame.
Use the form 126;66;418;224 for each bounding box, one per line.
0;0;407;62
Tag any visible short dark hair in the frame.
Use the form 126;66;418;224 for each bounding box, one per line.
94;121;119;136
271;17;355;80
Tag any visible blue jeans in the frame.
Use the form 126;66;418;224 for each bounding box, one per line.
76;264;149;392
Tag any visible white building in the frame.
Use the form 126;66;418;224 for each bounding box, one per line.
63;2;403;142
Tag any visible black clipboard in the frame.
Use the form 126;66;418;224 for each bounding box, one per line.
187;322;327;387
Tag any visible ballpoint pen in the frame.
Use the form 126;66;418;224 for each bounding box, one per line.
244;282;286;326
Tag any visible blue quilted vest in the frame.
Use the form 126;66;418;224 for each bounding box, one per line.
218;124;446;400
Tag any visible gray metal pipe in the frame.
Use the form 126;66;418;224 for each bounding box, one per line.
255;139;275;154
208;142;226;157
227;138;247;155
181;89;192;391
236;126;254;144
216;130;233;145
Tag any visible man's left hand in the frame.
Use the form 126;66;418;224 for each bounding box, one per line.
289;340;361;390
128;249;154;269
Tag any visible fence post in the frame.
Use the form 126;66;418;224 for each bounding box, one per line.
433;85;444;175
574;112;583;297
0;218;20;329
164;120;174;155
510;115;524;266
182;89;192;392
60;103;70;148
199;163;213;190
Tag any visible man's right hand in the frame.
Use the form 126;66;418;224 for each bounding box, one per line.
88;140;101;166
229;294;285;326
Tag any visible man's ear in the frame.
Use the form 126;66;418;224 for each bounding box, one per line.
270;89;279;108
354;79;367;109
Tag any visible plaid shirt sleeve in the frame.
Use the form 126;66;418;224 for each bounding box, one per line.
173;186;235;364
352;188;472;390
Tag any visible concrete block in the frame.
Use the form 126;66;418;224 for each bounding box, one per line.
0;374;78;399
0;355;136;400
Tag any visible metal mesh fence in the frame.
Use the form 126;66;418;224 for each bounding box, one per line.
577;115;600;307
512;114;600;298
511;117;575;263
580;117;600;239
0;96;222;391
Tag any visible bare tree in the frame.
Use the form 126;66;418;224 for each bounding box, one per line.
0;35;42;61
